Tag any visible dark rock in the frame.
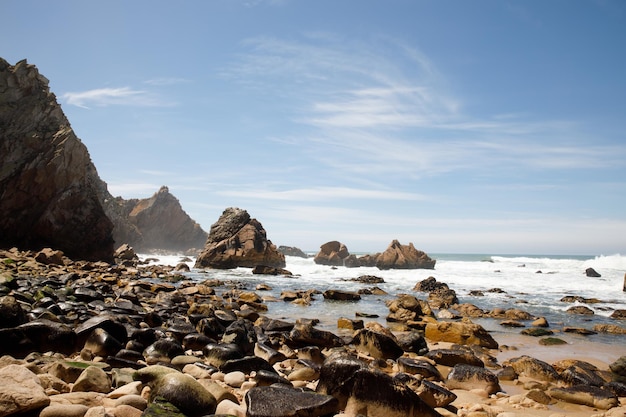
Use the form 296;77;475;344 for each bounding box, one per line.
609;356;626;380
0;60;115;261
567;305;595;315
375;240;435;270
195;207;285;269
343;254;361;268
351;328;404;360
75;315;128;347
610;309;626;319
396;331;429;355
323;289;361;301
313;241;350;266
504;355;560;382
0;295;28;328
413;276;448;292
539;337;567;345
585;267;601;277
143;338;184;362
220;319;256;356
114;244;138;261
246;386;339;417
252;265;292;275
203;343;244;368
277;245;308;258
253;369;292;387
428;286;458;309
84;328;123;357
288;322;344;348
446;364;501;394
149;371;217;416
397;357;443;381
425;348;484;368
220;355;276;374
521;327;554;337
350;275;385;284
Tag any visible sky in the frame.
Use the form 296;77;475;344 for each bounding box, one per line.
2;0;625;255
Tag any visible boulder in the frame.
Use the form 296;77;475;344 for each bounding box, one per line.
425;321;498;349
548;385;618;410
0;58;114;261
351;328;404;360
246;386;338;417
277;245;308;258
446;364;501;395
314;241;350;266
504;355;560;382
195;207;285;269
376;240;435;270
0;364;50;416
585;267;601;277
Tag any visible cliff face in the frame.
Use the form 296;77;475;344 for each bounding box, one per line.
106;186;207;253
0;58;114;261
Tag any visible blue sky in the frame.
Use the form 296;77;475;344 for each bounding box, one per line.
2;0;625;254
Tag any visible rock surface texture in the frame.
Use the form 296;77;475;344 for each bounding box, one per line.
195;207;285;269
104;186;207;253
0;58;114;261
314;240;350;266
376;239;436;270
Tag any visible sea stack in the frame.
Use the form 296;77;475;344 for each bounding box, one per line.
195;207;285;269
0;58;114;261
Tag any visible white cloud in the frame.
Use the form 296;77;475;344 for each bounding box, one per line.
62;87;171;108
217;186;428;202
143;77;191;86
107;182;161;198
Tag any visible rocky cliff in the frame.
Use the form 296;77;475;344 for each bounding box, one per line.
0;58;114;261
104;186;207;253
195;207;285;269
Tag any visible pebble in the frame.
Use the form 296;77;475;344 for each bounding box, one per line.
224;370;246;387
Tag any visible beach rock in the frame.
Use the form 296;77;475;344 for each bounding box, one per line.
0;295;28;328
396;331;429;355
71;365;111;393
114;244;138;261
0;364;50;416
195;207;285;269
84;328;123;358
609;356;626;381
548;385;618;409
4;319;77;357
504;355;560;382
425;348;484;367
585;267;601;277
554;360;607;387
220;355;276;374
376;240;436;270
323;289;361;301
397;357;443;381
414;378;457;408
313;241;350;266
251;265;292;275
320;363;440;417
413;276;448;292
288;322;344;348
428;286;458;309
142;370;217;416
351;328;404;360
246;386;339;417
567;305;595;315
39;404;90;417
35;248;65;265
0;58;114;261
387;294;432;323
278;245;308;258
203;343;244;368
446;364;501;395
425;321;498;349
343;254;361;267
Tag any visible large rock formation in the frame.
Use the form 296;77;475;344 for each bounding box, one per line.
102;186;207;253
314;241;350;266
376;240;436;270
0;58;114;261
195;207;285;269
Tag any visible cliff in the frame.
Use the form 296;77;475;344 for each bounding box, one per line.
0;58;114;261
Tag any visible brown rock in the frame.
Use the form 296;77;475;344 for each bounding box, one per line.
194;207;285;269
0;364;50;416
375;240;435;270
314;241;350;266
425;321;498;349
0;58;114;261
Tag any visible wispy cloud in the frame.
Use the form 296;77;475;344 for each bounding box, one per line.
107;182;161;198
143;77;191;86
217;186;428;202
63;87;172;108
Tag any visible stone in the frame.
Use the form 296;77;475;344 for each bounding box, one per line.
251;265;293;275
220;355;276;374
413;276;449;292
0;58;114;261
0;295;28;328
194;207;285;269
148;372;217;416
223;371;246;388
549;385;618;410
504;355;560;382
35;248;65;265
567;305;595;315
531;316;549;327
313;241;350;266
425;348;484;368
71;366;111;393
84;328;123;358
425;321;498;349
397;357;443;381
114;244;138;261
351;328;404;360
0;364;50;416
609;356;626;380
323;289;361;301
446;364;501;395
246;386;339;417
396;331;429;355
585;267;601;277
39;404;89;417
375;240;436;270
277;245;308;258
288;322;344;348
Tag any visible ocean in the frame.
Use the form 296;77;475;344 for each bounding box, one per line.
141;253;626;345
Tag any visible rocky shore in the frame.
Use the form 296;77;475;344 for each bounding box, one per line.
1;247;626;417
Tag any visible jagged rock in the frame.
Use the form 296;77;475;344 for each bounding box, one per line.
425;321;498;349
195;207;285;269
277;245;308;258
351;328;404;360
425;348;484;368
0;58;114;261
106;186;207;252
397;357;442;381
314;241;350;266
114;244;137;261
251;265;292;275
376;240;436;270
